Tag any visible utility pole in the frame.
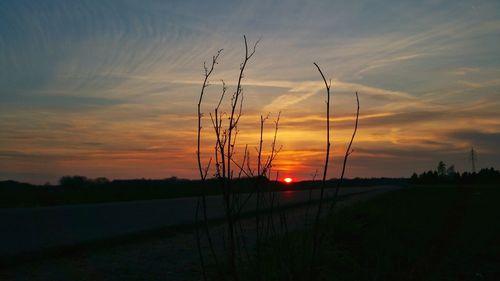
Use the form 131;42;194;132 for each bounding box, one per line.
470;147;477;173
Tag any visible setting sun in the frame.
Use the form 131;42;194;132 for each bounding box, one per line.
284;177;293;183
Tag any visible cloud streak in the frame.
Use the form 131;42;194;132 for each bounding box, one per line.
1;0;499;183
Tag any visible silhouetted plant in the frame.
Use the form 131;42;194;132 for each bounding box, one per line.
329;91;359;212
196;36;287;280
196;48;222;281
309;64;360;279
309;62;332;275
196;39;361;281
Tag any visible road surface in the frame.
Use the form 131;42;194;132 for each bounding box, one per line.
0;185;401;280
0;186;398;258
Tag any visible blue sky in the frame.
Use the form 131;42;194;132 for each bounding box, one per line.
1;0;499;183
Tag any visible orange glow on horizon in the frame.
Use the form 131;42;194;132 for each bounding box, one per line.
284;177;293;183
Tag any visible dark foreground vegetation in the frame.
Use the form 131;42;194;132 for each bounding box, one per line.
238;185;500;281
0;177;406;208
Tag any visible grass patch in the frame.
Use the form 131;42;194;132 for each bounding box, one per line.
247;186;500;281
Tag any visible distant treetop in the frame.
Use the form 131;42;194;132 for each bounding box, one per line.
410;161;499;185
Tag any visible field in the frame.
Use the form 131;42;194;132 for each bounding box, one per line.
0;178;404;208
246;185;500;281
2;184;499;280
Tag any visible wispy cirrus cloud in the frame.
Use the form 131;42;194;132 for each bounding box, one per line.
1;0;499;183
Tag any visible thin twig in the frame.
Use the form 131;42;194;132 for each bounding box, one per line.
329;91;360;212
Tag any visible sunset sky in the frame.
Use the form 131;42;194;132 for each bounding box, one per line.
1;0;499;184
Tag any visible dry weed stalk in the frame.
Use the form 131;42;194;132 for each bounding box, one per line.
310;62;331;268
309;63;360;279
329;91;359;212
196;41;359;281
197;36;285;281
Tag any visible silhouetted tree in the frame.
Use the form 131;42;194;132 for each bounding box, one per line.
59;175;90;188
446;165;456;177
93;177;110;185
437;161;447;178
411;164;499;185
410;172;418;183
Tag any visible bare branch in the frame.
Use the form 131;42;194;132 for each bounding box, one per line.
215;80;227;111
310;62;332;274
313;62;331;215
313;62;331;92
238;145;248;179
196;49;223;279
198;49;223;180
329;91;360;212
247;36;261;60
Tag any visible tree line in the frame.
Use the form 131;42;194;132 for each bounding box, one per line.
410;161;500;184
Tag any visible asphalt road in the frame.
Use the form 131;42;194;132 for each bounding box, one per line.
0;186;398;258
